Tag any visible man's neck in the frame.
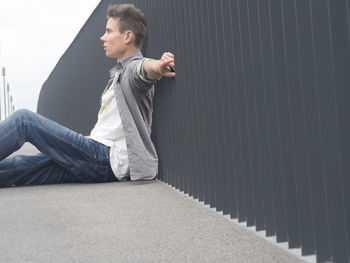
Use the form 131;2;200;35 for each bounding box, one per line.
117;47;141;63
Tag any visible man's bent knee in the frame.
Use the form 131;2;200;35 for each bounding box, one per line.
13;109;34;118
11;109;38;124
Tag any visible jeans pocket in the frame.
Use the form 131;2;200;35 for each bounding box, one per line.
70;160;109;183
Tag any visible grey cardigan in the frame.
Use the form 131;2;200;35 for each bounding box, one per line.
109;51;158;181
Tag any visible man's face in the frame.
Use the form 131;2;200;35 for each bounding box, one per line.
100;17;126;59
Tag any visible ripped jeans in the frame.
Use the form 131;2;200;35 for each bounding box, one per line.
0;109;117;187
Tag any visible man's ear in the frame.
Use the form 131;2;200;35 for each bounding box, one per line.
124;31;134;45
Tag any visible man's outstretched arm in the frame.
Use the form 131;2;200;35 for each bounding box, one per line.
143;52;175;80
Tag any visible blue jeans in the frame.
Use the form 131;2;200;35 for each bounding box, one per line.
0;109;117;187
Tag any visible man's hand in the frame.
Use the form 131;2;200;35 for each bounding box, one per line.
160;52;175;77
143;52;175;80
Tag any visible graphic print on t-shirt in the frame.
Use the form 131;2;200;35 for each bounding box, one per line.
98;86;115;120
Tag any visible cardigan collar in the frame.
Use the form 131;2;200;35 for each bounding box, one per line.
109;51;143;79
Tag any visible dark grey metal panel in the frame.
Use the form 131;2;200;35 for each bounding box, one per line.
320;0;350;262
245;0;265;233
271;0;300;249
295;2;330;261
37;0;350;261
258;0;282;239
334;0;350;259
281;0;314;255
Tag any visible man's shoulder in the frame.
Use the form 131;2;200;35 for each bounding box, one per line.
127;56;144;68
124;56;145;77
127;58;142;67
125;52;144;66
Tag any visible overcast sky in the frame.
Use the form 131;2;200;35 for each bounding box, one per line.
0;0;101;118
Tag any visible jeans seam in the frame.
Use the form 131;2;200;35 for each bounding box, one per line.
103;145;110;162
104;166;110;181
70;160;82;173
16;119;26;149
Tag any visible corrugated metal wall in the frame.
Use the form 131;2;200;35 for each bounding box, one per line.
37;0;350;262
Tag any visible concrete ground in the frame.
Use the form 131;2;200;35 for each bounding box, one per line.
0;143;304;263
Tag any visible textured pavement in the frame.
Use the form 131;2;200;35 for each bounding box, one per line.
0;143;304;263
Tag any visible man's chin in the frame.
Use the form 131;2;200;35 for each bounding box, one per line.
105;52;117;59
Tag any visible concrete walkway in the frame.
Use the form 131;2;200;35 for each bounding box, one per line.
0;144;304;263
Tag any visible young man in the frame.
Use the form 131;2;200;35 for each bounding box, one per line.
0;4;175;187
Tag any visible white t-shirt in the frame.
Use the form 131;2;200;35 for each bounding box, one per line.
89;72;129;181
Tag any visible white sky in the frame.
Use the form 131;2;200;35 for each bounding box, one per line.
0;0;101;118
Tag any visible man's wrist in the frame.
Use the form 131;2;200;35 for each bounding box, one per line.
143;59;162;81
137;59;160;84
143;63;152;81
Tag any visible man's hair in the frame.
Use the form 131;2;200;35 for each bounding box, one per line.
107;4;147;48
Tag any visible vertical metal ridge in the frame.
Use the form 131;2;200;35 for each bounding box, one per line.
278;0;301;249
248;0;267;232
256;0;276;237
226;0;240;220
242;0;257;228
290;0;315;256
322;1;349;262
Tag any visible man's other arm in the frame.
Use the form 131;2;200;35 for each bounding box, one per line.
143;52;175;80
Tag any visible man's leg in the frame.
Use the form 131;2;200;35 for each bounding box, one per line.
0;109;117;186
0;153;79;187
